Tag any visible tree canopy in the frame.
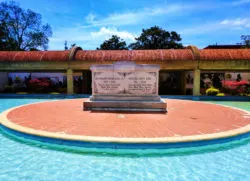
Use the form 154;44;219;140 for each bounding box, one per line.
0;1;52;51
0;21;15;50
129;26;183;50
97;35;128;50
241;35;250;48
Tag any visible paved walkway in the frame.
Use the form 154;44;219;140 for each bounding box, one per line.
5;99;249;138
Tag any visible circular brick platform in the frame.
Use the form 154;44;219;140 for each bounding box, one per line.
0;99;249;143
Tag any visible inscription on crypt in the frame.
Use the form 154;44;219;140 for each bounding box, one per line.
91;61;159;96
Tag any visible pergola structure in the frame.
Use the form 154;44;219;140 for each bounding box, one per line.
0;46;250;95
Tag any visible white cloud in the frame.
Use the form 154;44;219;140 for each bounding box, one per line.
47;1;250;50
231;0;250;6
220;20;229;25
85;13;96;24
49;26;136;50
80;2;250;30
220;18;250;28
82;2;244;29
91;27;135;42
181;18;250;35
82;4;189;27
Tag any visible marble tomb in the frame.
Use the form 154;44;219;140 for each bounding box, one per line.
83;61;167;112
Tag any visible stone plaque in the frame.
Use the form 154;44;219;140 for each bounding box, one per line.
93;72;124;94
91;61;159;96
125;72;157;95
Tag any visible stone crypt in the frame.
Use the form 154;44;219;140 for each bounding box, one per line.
83;61;167;112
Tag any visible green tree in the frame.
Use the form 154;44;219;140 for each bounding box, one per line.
0;22;10;50
0;21;18;50
0;1;52;51
241;35;250;48
64;40;68;50
97;35;128;50
129;26;183;50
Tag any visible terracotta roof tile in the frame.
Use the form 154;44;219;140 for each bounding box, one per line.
74;50;195;62
0;51;70;62
0;49;250;62
199;49;250;60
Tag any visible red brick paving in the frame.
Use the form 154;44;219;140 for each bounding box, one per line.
6;99;249;138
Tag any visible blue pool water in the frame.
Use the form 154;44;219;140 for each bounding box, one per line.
0;99;250;181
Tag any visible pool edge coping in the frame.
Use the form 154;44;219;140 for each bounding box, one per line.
0;99;249;144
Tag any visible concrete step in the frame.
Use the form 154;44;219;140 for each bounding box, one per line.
83;99;167;113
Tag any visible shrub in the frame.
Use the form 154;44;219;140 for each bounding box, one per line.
206;87;220;96
216;93;225;96
28;78;52;93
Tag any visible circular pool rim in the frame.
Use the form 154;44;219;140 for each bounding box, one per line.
0;100;249;146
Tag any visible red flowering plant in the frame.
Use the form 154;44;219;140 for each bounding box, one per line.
28;78;52;93
221;80;249;95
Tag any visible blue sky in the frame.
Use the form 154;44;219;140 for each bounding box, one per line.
6;0;250;50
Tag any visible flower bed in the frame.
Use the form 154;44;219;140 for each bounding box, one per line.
28;78;52;93
221;80;250;96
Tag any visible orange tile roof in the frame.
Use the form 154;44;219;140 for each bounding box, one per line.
0;48;249;62
0;51;70;62
74;49;195;62
199;49;250;60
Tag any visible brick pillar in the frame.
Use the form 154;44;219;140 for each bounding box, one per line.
67;69;74;94
193;69;200;96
